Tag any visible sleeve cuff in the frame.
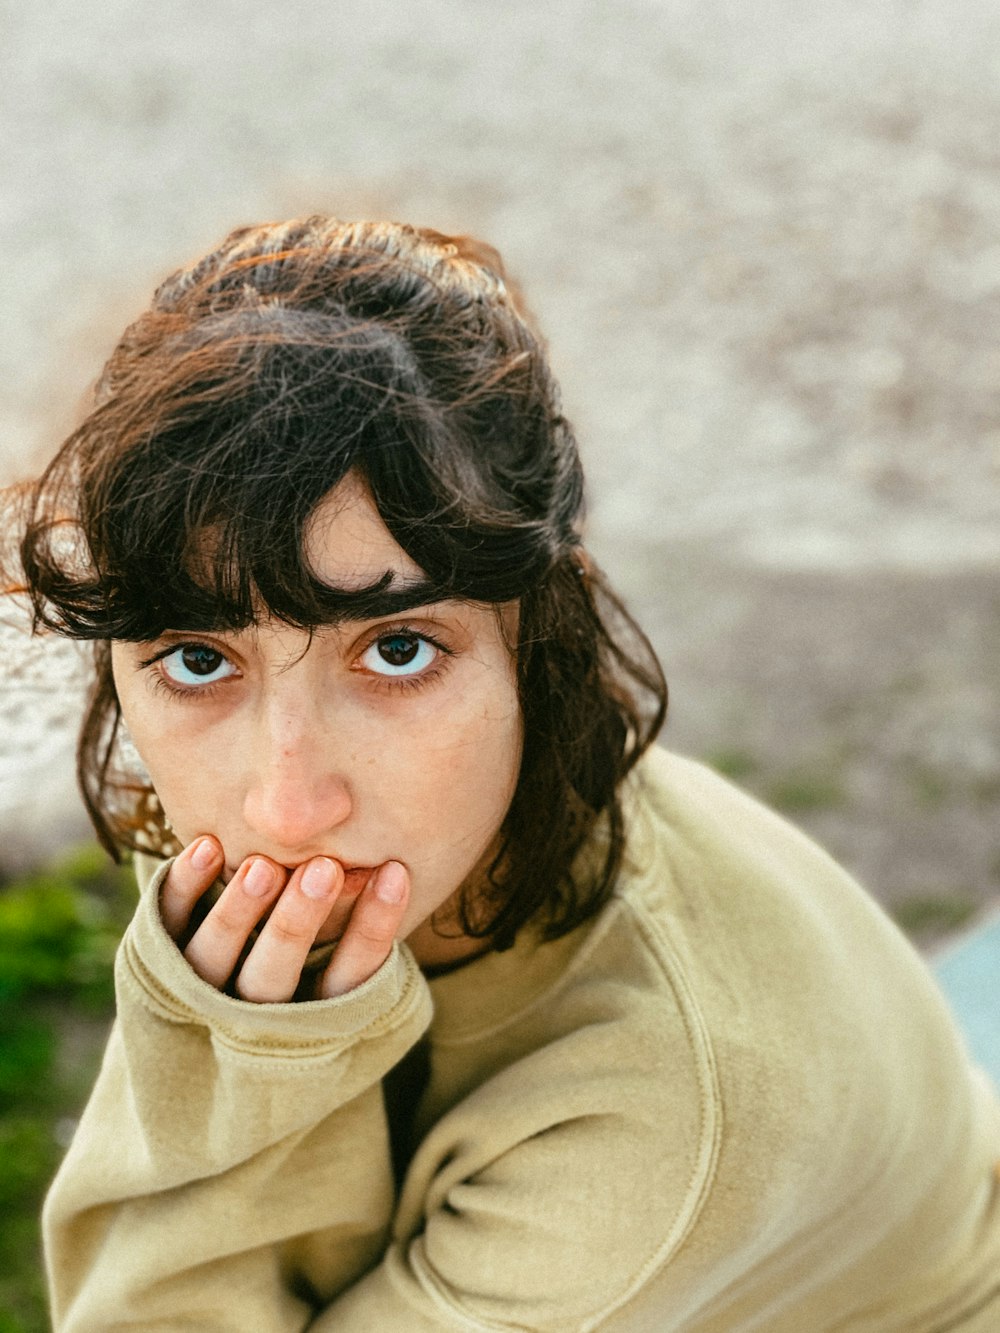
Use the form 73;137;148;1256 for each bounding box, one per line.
118;856;433;1058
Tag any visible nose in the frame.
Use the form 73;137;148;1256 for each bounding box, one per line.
241;702;353;857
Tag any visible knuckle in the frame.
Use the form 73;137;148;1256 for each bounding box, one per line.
350;923;393;950
344;901;395;947
265;913;313;947
208;901;254;937
162;864;200;905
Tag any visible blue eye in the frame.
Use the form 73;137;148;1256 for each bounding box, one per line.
360;632;438;677
159;644;238;688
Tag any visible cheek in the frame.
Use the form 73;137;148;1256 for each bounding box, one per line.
443;699;521;812
124;715;208;830
111;659;221;826
376;677;522;836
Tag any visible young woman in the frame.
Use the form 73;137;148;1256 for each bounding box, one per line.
18;217;1000;1330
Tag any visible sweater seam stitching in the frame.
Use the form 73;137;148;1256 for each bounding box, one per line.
576;892;724;1331
118;930;430;1058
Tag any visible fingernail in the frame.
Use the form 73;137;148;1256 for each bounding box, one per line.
243;859;276;897
301;858;338;900
191;838;219;872
374;862;406;904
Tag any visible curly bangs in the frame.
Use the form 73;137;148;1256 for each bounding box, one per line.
16;216;666;950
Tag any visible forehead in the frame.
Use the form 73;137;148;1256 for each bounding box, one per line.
303;472;427;592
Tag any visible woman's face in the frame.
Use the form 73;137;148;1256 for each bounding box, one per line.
110;473;523;958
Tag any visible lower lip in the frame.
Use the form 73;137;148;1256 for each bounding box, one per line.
223;863;378;892
341;865;377;895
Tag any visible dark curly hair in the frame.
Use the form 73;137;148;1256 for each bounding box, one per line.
15;216;666;951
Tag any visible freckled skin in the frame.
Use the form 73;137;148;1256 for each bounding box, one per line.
111;474;523;974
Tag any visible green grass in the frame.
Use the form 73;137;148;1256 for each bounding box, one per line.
0;845;133;1333
904;762;950;808
891;892;979;940
765;767;848;814
706;744;849;815
705;748;759;783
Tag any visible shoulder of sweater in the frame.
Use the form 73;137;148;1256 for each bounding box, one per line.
616;743;867;926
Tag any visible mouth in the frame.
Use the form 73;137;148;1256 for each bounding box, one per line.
340;865;378;896
223;861;378;896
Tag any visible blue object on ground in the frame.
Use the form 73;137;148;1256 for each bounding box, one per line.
933;913;1000;1090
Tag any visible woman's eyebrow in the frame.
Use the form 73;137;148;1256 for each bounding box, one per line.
312;575;450;623
141;580;457;641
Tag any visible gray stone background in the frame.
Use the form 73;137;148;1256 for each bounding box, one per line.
2;0;998;945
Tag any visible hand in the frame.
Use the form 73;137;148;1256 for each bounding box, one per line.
158;837;410;1002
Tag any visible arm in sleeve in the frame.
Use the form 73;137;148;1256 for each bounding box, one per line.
310;1013;717;1333
46;865;716;1333
42;859;433;1332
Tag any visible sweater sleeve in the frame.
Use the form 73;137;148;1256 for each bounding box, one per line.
42;858;434;1332
45;860;705;1333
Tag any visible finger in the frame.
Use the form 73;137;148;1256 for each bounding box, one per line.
235;857;345;1004
183;856;286;990
159;836;225;941
312;868;367;948
319;861;409;999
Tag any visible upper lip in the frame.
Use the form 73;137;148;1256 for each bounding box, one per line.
224;858;375;880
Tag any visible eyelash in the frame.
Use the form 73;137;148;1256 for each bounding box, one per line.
137;645;233;702
137;625;453;701
357;625;453;695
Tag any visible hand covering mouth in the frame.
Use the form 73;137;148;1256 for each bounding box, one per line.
205;861;388;958
221;859;378;885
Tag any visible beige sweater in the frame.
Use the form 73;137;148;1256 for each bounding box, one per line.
44;749;1000;1330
